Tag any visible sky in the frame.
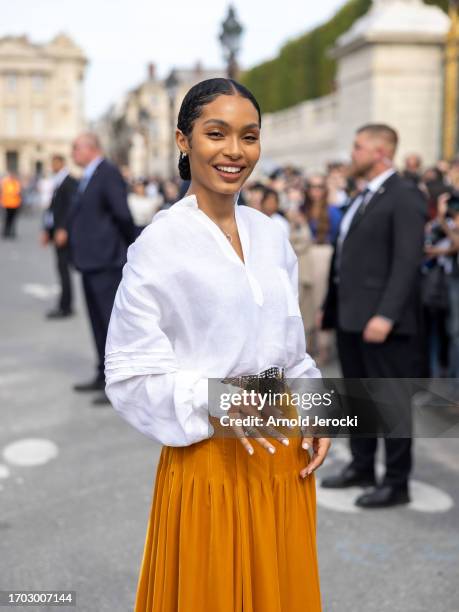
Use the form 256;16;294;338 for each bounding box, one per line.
1;0;345;120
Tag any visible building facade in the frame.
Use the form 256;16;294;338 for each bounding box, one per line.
0;33;87;176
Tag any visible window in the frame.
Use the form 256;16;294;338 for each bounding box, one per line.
31;74;45;92
149;118;157;138
6;151;19;174
32;108;45;134
5;108;18;135
6;73;17;92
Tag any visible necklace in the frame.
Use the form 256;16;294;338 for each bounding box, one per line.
214;218;235;243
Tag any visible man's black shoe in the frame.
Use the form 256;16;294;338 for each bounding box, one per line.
321;466;376;489
46;308;74;319
355;485;410;509
92;392;111;406
73;378;105;392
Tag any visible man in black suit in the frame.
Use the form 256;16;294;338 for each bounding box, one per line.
65;133;138;405
41;154;78;318
321;124;426;508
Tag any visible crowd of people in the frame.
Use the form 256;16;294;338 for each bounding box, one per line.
58;150;453;380
85;151;459;380
3;137;459;384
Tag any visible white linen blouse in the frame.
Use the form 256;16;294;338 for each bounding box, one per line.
105;193;320;446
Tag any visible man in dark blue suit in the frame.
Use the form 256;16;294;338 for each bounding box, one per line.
66;133;138;405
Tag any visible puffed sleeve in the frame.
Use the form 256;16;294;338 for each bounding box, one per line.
104;226;211;447
283;238;322;382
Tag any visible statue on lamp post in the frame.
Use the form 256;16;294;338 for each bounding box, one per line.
219;5;243;80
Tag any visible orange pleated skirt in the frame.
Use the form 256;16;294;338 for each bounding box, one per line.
134;423;322;612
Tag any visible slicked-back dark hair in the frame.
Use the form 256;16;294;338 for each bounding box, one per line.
176;78;261;180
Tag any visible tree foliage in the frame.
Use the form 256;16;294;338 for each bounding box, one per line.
240;0;449;113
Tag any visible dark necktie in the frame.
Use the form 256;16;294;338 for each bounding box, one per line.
348;187;372;231
334;188;372;281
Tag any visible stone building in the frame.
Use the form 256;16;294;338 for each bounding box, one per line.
0;33;87;176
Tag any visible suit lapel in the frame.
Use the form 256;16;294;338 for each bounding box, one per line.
70;160;105;219
85;159;104;191
345;173;398;239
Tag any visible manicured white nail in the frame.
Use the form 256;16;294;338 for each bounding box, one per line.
282;439;289;446
302;441;309;449
247;447;254;455
268;447;276;454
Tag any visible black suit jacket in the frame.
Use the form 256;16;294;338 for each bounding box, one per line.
67;159;138;272
44;174;78;239
322;173;427;335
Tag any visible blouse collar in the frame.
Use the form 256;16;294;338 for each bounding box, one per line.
171;192;249;268
164;192;263;305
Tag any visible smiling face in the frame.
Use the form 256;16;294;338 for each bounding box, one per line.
176;93;261;197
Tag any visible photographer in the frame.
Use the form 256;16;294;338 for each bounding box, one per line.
424;192;459;378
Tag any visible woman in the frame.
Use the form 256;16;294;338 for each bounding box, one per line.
288;205;316;338
260;186;290;238
105;78;330;612
422;192;456;377
302;175;342;364
303;174;341;245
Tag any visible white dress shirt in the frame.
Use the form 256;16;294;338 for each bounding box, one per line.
105;194;320;447
53;167;69;190
270;212;290;238
43;168;70;230
78;156;103;192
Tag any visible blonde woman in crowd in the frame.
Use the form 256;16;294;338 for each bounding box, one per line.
288;204;316;340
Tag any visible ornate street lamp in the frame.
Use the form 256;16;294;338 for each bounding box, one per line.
443;1;459;160
165;69;179;178
219;5;243;80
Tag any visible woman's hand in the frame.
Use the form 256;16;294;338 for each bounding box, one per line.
228;398;290;456
300;437;331;478
425;244;447;258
